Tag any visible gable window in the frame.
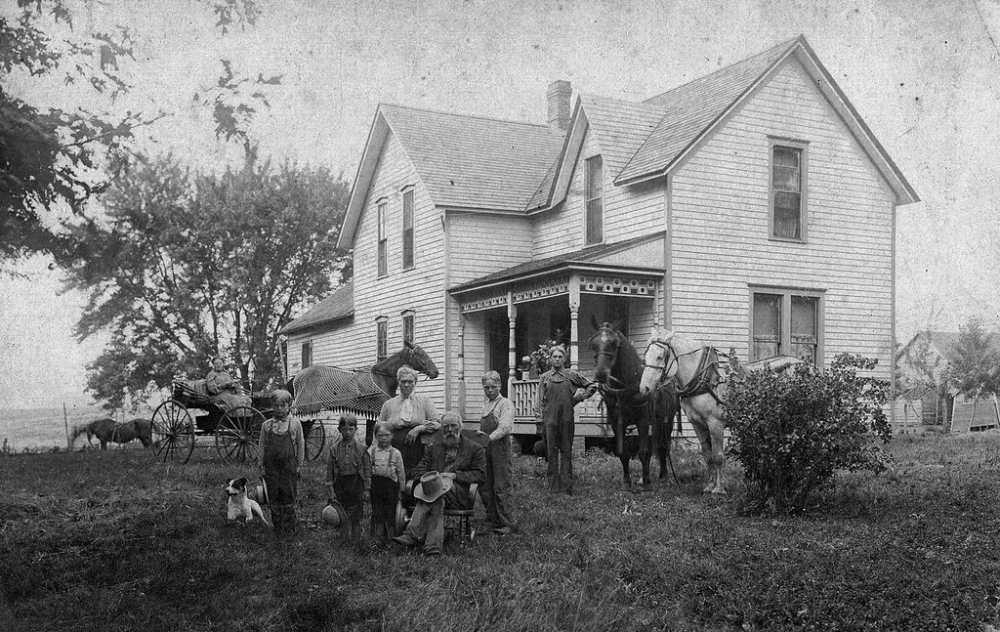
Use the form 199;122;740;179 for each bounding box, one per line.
402;188;414;269
750;287;822;363
377;199;388;277
584;155;603;245
402;310;414;344
376;317;388;361
301;341;312;369
770;142;807;241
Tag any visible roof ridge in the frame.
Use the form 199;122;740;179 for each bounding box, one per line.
615;36;801;184
379;102;553;130
641;36;801;105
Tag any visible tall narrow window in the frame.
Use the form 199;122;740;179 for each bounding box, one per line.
790;296;819;363
584;155;603;245
402;311;414;344
377;200;388;277
402;188;414;269
750;288;823;363
752;293;782;360
772;144;804;240
301;341;312;369
376;318;388;361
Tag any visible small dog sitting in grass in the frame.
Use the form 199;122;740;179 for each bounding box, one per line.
224;477;271;527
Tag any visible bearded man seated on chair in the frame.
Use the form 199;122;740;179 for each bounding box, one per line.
393;411;486;556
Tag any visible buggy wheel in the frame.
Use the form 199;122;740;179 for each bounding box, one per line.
151;400;195;463
216;406;266;465
302;419;326;461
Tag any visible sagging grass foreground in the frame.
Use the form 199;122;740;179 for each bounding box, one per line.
2;431;1000;631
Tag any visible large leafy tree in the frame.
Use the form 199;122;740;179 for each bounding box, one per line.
63;153;351;408
0;0;268;266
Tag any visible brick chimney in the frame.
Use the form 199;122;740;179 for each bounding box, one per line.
547;80;572;131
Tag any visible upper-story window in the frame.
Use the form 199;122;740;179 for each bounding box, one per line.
377;199;388;277
402;310;414;344
402;188;414;269
751;287;822;363
301;341;312;369
770;141;808;241
376;317;388;361
584;155;603;245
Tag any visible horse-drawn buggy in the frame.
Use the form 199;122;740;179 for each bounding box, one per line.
150;379;326;465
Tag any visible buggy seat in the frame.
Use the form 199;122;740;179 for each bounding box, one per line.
172;379;214;407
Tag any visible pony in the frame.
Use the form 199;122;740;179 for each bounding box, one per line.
588;318;681;491
72;417;153;450
638;326;801;494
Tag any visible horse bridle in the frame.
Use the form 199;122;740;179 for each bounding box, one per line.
588;326;631;394
643;339;702;392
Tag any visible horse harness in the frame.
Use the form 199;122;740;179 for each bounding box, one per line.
647;340;725;405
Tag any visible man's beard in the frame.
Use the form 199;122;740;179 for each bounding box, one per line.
443;433;460;447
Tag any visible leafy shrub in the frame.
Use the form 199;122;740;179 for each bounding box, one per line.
726;354;892;514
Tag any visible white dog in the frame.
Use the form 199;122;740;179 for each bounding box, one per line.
223;477;271;526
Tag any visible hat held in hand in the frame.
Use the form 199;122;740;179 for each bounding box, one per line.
322;500;348;527
413;471;453;503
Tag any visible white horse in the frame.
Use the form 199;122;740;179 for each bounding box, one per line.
638;326;801;494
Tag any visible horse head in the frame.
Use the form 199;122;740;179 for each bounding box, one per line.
404;340;439;380
639;326;677;396
588;319;624;385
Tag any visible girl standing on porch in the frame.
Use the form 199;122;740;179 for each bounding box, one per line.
533;346;596;495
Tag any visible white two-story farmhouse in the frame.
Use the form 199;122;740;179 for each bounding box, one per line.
280;35;918;447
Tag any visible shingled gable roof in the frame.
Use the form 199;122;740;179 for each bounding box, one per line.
279;281;354;335
544;35;918;208
338;104;564;248
450;232;664;294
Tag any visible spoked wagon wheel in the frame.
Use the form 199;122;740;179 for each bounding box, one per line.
151;400;196;463
216;406;266;465
301;419;326;461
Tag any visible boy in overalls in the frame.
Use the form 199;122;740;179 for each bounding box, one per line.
258;389;305;535
476;371;519;534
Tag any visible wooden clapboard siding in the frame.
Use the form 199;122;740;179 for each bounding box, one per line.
345;131;448;409
534;130;666;258
669;59;895;379
448;212;532;286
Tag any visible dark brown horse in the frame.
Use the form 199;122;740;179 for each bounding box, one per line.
72;418;153;450
369;340;440;397
589;319;680;491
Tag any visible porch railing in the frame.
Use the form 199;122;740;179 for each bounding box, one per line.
510;378;608;430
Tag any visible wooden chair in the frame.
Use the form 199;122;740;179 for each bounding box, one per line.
402;480;480;544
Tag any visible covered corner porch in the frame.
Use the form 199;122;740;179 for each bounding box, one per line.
452;267;663;441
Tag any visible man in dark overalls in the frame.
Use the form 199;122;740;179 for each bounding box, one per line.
475;370;518;534
533;346;596;495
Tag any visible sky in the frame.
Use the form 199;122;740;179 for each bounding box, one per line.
2;0;1000;408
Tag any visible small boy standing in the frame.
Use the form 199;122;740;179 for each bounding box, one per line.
368;422;406;539
325;413;371;541
258;389;305;535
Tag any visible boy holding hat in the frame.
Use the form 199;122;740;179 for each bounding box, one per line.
393;411;486;556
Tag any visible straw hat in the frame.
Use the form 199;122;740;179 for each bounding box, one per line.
322;500;348;527
413;471;453;503
253;479;269;506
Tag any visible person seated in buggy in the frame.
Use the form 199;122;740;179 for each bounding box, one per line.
206;357;252;410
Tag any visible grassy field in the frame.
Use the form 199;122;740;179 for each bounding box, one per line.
2;431;1000;632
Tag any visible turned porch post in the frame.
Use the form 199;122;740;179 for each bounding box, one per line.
507;292;517;391
569;272;581;368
